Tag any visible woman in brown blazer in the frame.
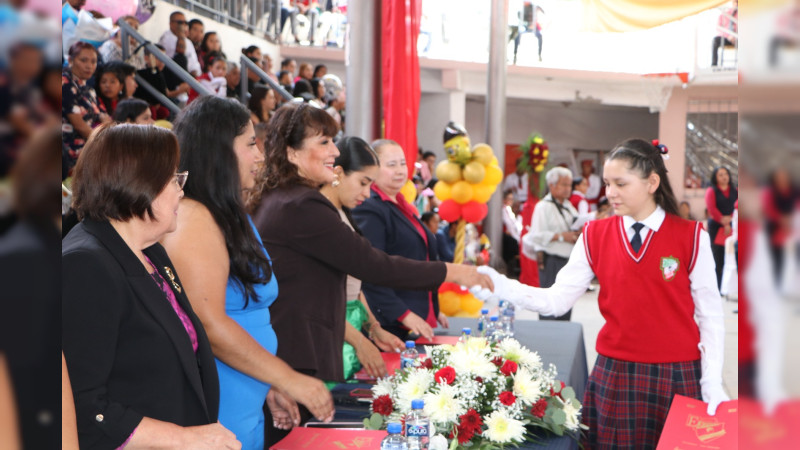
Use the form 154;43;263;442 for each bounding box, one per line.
254;103;493;446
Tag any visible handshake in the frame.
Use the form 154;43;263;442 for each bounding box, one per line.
469;266;518;308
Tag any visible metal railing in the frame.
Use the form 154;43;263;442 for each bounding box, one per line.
164;0;280;41
119;19;212;116
239;55;293;104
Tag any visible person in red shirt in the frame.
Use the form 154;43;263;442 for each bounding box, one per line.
477;139;728;448
704;166;738;289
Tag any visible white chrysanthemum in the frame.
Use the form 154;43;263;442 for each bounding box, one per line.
372;377;394;397
462;336;489;352
429;434;449;450
561;398;582;431
482;410;526;444
423;383;465;424
396;369;434;413
448;347;496;379
512;367;543;405
498;339;542;370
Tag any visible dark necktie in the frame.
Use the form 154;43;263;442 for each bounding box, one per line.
631;222;645;252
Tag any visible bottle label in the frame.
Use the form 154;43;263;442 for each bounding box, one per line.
401;357;415;369
406;424;429;437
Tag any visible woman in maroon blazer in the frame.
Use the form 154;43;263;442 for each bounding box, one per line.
254;103;492;446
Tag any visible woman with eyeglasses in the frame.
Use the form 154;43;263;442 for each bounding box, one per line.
63;123;241;449
161;96;334;449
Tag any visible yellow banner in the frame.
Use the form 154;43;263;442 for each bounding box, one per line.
582;0;730;32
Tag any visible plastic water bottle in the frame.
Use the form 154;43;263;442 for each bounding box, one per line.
485;316;500;342
458;327;471;343
401;341;419;369
501;309;515;338
405;399;430;450
477;308;490;336
382;422;408;450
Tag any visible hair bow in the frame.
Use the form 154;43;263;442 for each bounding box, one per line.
651;139;670;160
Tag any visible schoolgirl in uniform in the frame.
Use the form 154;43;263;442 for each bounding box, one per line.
477;138;728;448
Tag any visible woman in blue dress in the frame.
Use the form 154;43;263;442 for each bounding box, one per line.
163;96;334;449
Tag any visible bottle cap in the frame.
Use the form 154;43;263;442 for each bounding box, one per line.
490;316;499;321
405;340;416;349
462;327;471;334
387;422;402;434
411;399;425;409
480;308;489;314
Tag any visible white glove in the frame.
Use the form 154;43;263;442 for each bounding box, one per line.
700;380;729;416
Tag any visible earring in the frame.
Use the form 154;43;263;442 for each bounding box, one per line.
332;173;340;187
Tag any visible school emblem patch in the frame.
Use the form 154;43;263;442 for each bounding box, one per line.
660;256;679;281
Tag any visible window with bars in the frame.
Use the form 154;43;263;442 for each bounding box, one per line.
684;99;738;189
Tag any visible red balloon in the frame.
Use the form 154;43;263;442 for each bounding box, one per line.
461;201;488;223
438;199;461;222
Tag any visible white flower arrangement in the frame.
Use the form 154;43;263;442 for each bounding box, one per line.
365;337;587;448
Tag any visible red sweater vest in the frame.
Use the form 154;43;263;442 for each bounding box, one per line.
584;214;702;363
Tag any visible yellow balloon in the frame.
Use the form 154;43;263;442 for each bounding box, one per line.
438;291;461;316
472;144;494;165
453;310;476;318
472;183;494;203
450;181;474;204
433;181;452;201
490;156;499;166
484;164;503;186
153;120;173;129
459;292;483;315
462;161;486;184
435;160;463;183
400;179;416;203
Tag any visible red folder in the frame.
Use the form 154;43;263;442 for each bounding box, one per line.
714;227;732;246
353;352;402;381
656;395;737;449
270;427;387;450
415;335;460;346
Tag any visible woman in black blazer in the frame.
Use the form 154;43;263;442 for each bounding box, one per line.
352;139;450;340
62;124;240;449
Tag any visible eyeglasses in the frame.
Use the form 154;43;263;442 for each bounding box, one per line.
175;171;189;189
172;19;187;25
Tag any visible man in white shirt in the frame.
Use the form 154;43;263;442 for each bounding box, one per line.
502;159;529;203
158;11;201;77
523;166;579;320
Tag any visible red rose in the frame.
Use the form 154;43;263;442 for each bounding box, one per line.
434;366;456;385
498;391;516;406
500;360;518;376
372;394;394;416
475;376;483;383
491;356;504;367
421;358;434;369
531;398;548;418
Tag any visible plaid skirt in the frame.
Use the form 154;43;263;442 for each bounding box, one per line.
581;354;702;449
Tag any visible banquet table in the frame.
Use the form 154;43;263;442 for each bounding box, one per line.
313;318;589;450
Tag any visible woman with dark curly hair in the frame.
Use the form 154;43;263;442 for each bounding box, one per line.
254;102;493;446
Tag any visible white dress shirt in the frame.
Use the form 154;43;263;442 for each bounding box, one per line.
503;205;522;242
524;193;579;258
158;31;201;76
503;172;529;203
485;206;725;387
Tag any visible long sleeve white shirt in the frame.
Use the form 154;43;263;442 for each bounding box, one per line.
487;207;725;385
525;193;579;258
